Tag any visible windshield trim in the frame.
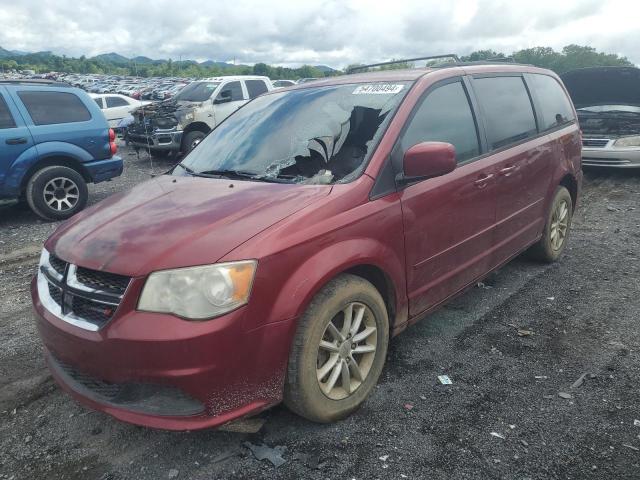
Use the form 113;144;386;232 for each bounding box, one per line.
177;80;415;186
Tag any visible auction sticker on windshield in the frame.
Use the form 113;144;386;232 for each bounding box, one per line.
353;84;404;95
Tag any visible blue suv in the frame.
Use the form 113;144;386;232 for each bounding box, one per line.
0;80;123;220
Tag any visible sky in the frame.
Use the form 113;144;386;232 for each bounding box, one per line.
0;0;638;68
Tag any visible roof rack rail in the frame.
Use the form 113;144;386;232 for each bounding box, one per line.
347;54;461;74
0;79;71;87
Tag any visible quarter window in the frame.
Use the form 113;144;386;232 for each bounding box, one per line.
245;80;269;99
93;97;104;109
0;95;16;129
18;91;91;125
217;81;244;102
106;96;129;108
528;74;575;131
402;81;480;163
473;76;537;149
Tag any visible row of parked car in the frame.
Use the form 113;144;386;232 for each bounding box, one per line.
1;66;638;223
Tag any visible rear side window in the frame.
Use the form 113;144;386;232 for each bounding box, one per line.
473;77;537;149
217;81;244;102
93;97;104;109
401;81;480;163
18;91;92;125
0;95;16;129
528;74;575;131
106;96;129;108
245;80;269;99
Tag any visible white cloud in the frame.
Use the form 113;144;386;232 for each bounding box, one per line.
0;0;638;67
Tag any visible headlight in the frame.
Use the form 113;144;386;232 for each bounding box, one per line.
138;261;257;320
613;135;640;147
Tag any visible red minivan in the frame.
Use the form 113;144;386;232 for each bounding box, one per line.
32;63;582;430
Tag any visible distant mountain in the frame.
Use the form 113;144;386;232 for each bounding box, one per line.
131;55;155;64
92;52;130;64
314;65;336;73
0;46;12;58
199;60;236;69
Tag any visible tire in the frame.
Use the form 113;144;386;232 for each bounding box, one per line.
26;166;88;221
528;186;573;263
284;274;390;423
181;131;206;155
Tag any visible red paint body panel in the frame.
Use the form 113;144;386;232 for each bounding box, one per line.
32;64;582;430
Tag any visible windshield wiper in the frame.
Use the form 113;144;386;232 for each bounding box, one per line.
198;169;295;183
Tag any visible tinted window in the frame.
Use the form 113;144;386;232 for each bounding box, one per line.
528;74;575;130
474;76;537;149
0;95;16;129
401;81;480;163
93;97;104;109
18;91;91;125
106;96;129;108
217;81;244;102
245;80;269;99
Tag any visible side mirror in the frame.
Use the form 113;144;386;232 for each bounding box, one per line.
214;90;232;104
399;141;456;184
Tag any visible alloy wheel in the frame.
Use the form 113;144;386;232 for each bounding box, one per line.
550;199;569;250
43;177;80;212
316;302;377;400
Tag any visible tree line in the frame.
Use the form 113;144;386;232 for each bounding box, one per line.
0;44;633;79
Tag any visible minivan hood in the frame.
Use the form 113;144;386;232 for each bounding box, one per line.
47;175;331;276
561;67;640;108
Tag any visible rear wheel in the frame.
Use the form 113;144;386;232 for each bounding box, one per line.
181;131;206;155
528;186;573;262
284;274;389;423
26;166;88;221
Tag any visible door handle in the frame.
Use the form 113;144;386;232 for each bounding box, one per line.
473;173;494;188
499;165;518;176
6;137;27;145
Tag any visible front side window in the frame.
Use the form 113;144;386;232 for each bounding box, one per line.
18;91;91;125
473;76;537;149
0;95;16;129
245;80;269;99
217;81;244;102
106;96;129;108
401;81;480;163
177;82;410;184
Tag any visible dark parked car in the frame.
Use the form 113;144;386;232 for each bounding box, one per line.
561;66;640;168
32;62;581;430
0;80;122;220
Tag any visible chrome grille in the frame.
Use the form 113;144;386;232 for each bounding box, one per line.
38;250;131;331
582;138;609;148
75;267;130;295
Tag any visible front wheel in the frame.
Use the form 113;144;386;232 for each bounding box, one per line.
284;274;389;423
26;166;88;221
181;131;206;156
528;186;573;262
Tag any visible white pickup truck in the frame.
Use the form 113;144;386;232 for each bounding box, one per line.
127;76;273;157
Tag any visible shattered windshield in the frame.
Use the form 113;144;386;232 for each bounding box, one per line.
176;82;410;184
173;82;221;102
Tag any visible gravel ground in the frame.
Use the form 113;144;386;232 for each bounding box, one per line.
1;151;639;480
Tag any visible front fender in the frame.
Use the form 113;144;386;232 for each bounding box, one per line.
253;238;408;333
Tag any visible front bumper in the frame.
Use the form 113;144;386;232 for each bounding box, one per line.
32;278;293;431
128;129;183;151
582;146;640;168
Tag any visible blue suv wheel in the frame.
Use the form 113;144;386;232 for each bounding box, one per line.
26;166;88;221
